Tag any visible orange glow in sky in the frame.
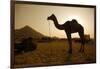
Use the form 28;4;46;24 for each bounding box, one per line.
15;4;95;38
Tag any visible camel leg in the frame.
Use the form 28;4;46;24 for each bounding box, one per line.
67;33;72;54
78;32;85;53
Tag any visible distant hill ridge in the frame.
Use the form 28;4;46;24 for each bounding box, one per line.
15;25;45;41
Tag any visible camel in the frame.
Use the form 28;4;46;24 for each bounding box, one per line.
47;14;85;54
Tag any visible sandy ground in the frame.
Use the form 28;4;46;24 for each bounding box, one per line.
14;40;96;68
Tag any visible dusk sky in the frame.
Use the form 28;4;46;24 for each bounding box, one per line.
15;4;95;38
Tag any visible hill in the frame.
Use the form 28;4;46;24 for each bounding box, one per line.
15;25;45;41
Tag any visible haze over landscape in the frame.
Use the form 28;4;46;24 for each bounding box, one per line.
15;4;95;38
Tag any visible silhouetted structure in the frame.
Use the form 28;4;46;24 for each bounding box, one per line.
14;37;37;55
47;14;85;54
73;34;90;43
84;34;90;43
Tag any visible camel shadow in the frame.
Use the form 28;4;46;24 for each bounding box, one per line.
65;52;93;64
66;53;72;64
79;52;93;62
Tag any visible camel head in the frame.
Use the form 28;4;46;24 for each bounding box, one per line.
47;14;55;20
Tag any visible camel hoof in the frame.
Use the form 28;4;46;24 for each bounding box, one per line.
79;49;84;53
68;50;72;54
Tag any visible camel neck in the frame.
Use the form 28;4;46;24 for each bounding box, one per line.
52;16;64;30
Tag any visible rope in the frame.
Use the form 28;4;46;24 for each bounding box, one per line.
48;21;51;38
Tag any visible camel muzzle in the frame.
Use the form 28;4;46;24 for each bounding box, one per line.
47;16;50;20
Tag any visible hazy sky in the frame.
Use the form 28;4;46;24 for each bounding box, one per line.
15;4;95;38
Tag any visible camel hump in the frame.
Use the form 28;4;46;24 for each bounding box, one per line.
72;19;78;24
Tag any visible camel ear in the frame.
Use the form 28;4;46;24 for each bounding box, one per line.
52;13;54;15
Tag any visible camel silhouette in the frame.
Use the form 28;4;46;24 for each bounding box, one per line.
47;14;85;54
